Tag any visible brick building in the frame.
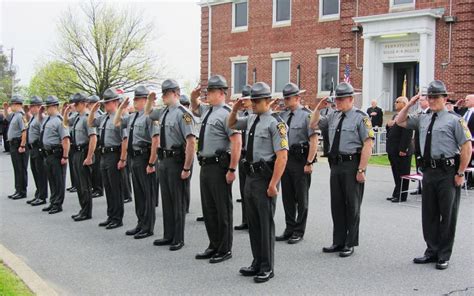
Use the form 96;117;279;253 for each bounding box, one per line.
198;0;473;110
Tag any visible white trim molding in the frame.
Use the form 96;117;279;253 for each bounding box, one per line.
389;0;416;12
316;47;341;55
318;0;340;22
198;0;232;7
270;51;292;59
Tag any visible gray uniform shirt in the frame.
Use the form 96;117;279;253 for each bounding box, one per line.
194;103;240;157
71;112;96;146
91;112;128;147
121;110;159;151
41;114;70;149
150;103;197;150
234;110;289;162
319;107;374;154
28;115;42;144
406;109;471;159
7;111;26;141
279;105;318;146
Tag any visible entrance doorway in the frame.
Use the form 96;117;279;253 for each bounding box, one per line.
393;62;419;100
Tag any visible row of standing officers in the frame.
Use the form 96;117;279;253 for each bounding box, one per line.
4;77;469;283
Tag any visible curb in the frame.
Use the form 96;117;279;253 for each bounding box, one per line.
0;244;58;296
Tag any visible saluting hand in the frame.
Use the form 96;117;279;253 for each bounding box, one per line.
408;93;421;107
3;102;8;110
147;92;156;102
190;84;201;101
315;98;328;111
91;102;100;113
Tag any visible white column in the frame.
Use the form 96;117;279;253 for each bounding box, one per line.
362;36;373;109
418;32;435;90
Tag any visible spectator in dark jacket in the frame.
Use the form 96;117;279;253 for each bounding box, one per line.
386;97;414;202
367;100;384;129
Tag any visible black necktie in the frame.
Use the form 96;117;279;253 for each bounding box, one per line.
329;113;346;157
39;116;51;148
198;107;213;152
287;112;294;136
246;115;260;163
242;111;249;149
160;109;169;149
99;115;109;147
71;116;80;145
423;113;437;160
26;116;34;144
127;112;139;155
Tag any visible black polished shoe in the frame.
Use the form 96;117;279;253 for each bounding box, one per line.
234;223;249;231
31;199;46;206
196;216;204;222
239;266;259;277
11;194;27;200
134;231;153;239
74;215;91;222
254;270;274;283
26;197;37;204
98;219;112;227
153;238;173;246
68;187;77;193
410;191;421;195
105;222;123;229
288;234;303;244
339;246;354;257
92;191;103;198
413;255;437;264
42;205;53;212
66;186;75;192
435;260;449;270
236;198;242;203
169;242;184;251
322;244;344;253
123;197;132;204
209;251;232;264
195;248;217;259
48;207;62;214
386;196;394;200
276;232;292;242
125;227;141;236
71;212;82;219
8;192;19;199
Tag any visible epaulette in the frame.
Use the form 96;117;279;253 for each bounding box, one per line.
271;112;284;123
178;105;191;114
57;115;63;120
355;109;369;116
223;105;232;112
449;111;461;117
302;107;311;113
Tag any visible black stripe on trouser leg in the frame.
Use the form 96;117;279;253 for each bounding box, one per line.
72;150;93;217
130;154;156;233
100;152;124;223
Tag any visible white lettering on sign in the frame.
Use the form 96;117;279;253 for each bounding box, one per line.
381;40;420;62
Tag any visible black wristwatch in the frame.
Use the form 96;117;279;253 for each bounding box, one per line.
148;163;155;168
228;168;236;173
183;168;191;172
456;172;465;177
357;168;366;174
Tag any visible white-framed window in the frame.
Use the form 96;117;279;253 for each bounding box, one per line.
271;52;291;94
232;0;248;32
319;0;340;21
317;49;339;95
230;55;248;97
390;0;415;10
273;0;291;27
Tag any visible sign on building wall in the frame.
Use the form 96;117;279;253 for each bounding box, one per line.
380;40;420;62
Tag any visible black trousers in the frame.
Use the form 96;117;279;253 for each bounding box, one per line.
421;166;460;261
388;153;412;200
72;150;93;217
130;153;156;233
122;155;132;201
200;164;233;253
30;147;48;200
9;140;29;195
100;152;124;223
281;157;311;236
184;166;192;213
329;159;364;247
91;149;103;194
322;130;330;156
159;157;187;244
3;132;9;152
238;160;248;224
68;149;78;189
244;174;276;273
45;154;66;208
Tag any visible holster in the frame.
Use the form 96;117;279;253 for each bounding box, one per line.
216;149;231;169
289;142;309;161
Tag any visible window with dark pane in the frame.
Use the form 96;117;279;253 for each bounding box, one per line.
235;2;247;28
276;0;291;22
320;56;338;92
234;62;247;94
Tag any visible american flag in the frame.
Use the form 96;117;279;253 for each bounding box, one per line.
343;64;351;84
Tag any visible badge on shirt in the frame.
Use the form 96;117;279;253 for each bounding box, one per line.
277;122;287;137
459;118;472;139
183;113;192;125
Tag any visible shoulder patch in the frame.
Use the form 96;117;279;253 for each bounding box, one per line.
182;112;193;125
363;117;373;129
223;105;231;112
276;122;287;137
459;118;472;139
271;113;284;123
280;138;289;148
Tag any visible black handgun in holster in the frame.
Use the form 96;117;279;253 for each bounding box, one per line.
260;159;274;179
215;149;231;169
289;142;309;161
171;144;186;162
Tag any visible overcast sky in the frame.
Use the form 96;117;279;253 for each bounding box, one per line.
0;0;201;89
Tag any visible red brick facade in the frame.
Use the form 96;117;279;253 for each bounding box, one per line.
200;0;473;108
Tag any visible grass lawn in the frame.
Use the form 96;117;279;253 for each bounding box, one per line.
369;154;416;168
0;261;33;296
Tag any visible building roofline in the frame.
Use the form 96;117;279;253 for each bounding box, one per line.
197;0;232;7
353;8;444;23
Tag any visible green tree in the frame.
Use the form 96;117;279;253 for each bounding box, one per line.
0;47;20;104
28;61;80;101
56;0;161;97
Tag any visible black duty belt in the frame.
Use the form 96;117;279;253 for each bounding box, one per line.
100;146;121;154
41;146;63;157
242;160;275;177
421;157;456;169
328;153;360;165
198;155;220;166
72;144;88;152
27;141;40;150
9;138;21;145
132;147;151;157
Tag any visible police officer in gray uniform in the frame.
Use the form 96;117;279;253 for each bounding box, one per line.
234;84;252;231
146;79;196;251
396;80;472;270
88;94;104;198
26;96;48;206
88;88;128;229
277;83;318;244
310;82;374;258
115;85;159;240
229;82;288;283
40;96;70;214
63;93;97;221
65;97;79;193
190;75;241;263
5;95;29;199
180;94;193;212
